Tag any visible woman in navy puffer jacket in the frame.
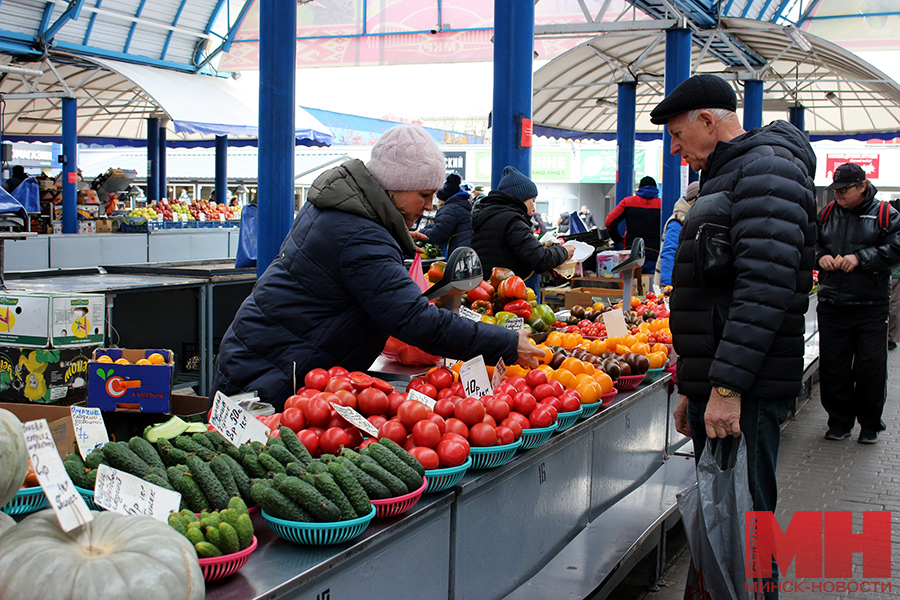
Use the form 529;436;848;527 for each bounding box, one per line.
212;126;542;410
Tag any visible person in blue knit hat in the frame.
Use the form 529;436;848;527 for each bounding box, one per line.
471;166;575;296
421;173;473;257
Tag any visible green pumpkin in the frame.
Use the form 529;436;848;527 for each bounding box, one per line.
0;510;204;600
0;408;28;508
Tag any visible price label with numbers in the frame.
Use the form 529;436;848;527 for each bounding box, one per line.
94;464;181;522
458;306;482;322
459;355;492;398
601;308;629;339
209;391;270;447
663;297;670;312
407;388;436;409
23;419;93;532
504;317;524;332
70;406;109;459
330;403;379;438
492;358;507;391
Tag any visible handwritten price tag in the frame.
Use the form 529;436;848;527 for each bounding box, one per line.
504;317;525;332
663;297;670;312
459;355;492;398
492;358;507;391
407;389;436;409
23;419;92;532
459;306;483;322
70;406;109;459
209;391;270;447
601;308;629;339
94;465;181;522
330;403;379;438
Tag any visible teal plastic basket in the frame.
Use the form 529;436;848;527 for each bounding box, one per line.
519;421;559;450
555;407;583;432
579;401;602;419
469;439;523;469
262;506;376;545
1;487;49;516
642;367;665;383
75;486;103;511
424;457;471;493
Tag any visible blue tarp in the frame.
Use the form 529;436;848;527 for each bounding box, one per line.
302;107;482;145
0;186;28;221
11;177;39;213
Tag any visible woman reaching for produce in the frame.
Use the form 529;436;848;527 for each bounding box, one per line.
212;125;543;410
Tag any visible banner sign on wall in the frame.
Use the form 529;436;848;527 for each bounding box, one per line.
825;153;879;180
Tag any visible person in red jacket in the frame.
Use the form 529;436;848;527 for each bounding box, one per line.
605;176;662;273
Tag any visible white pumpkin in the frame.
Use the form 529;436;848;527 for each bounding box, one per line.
0;408;28;508
0;510;205;600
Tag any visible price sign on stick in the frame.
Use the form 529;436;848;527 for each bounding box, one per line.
601;308;630;339
23;419;93;532
459;306;482;322
70;406;109;459
210;391;270;447
504;317;524;332
459;355;492;398
492;358;507;391
407;389;436;410
330;403;379;438
94;465;181;522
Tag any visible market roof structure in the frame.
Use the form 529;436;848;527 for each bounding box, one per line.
532;17;900;142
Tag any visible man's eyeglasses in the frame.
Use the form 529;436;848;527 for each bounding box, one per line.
834;183;861;194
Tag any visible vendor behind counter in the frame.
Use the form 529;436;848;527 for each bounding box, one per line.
211;125;543;411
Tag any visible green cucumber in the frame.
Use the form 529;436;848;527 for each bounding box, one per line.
378;438;426;478
367;442;423;493
145;416;189;443
311;472;357;521
209;455;240;500
279;427;313;467
234;514;254;550
102;442;151;479
358;457;407;497
191;432;216;451
250;483;311;522
337;456;391;500
184;422;208;434
128;436;166;470
257;452;286;474
195;541;222;558
272;476;340;523
328;461;372;518
186;455;230;510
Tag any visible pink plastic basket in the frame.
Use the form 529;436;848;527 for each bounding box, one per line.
613;373;645;391
197;536;258;582
370;477;427;518
600;390;617;407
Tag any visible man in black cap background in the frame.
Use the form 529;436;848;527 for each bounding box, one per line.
816;162;900;444
604;175;661;273
652;74;817;597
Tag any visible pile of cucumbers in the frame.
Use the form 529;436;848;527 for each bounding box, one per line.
168;496;255;558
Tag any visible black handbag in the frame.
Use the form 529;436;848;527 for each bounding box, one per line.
694;221;734;292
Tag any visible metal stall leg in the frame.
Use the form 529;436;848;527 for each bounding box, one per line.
199;284;209;396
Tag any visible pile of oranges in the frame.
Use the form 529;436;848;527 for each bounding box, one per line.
95;352;167;366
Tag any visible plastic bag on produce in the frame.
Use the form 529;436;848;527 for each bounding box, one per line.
409;252;429;292
382;336;441;366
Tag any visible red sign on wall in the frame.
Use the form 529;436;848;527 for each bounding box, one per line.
825;154;880;180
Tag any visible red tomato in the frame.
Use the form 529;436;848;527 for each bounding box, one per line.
417;383;438;400
512;379;530;394
378;420;408;445
412;419;441;448
506;411;531;432
500;418;523;440
325;378;354;394
319;427;351;455
403;435;417;450
548;379;565;397
493;393;513;408
298;429;320;457
284;395;304;410
494;382;516;397
437;388;455;400
561;395;582;412
304;368;331;391
425;413;446;435
513;392;537;416
454;398;486;427
540;397;562;412
482;414;497;427
409;447;440;470
441;432;470;451
328;366;350;379
281;407;306;433
469;423;497;447
561;389;582;404
349;371;374;390
398;400;430;429
544;405;558;421
387;392;407;417
333;389;358;410
357;387;390;417
449;381;465;397
327;411;350;429
344;427;363;449
532;383;557;401
444;418;469;439
496;425;515;445
433;398;455;419
427;367;454;391
371;377;395;394
367;415;387;430
485;398;510;423
304;397;331;428
408;376;428;392
436;439;469;467
359;437;377;450
529;406;553;428
524;370;549;389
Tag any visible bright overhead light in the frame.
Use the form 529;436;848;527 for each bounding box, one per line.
595;98;618;109
825;91;843;107
784;27;812;53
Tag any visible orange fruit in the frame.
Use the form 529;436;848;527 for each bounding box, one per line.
616;344;631;355
552;369;577;389
581;361;596;375
575;373;596;386
631;342;651;356
635;332;648;343
537;364;554;375
576;380;602;404
506;364;529;379
593;371;614;393
651;343;668;355
647;352;665;369
546;331;563;346
96;355;113;364
135;358;152;365
560;357;585;375
588;339;607;356
623;334;639;347
114;358;130;365
605;336;622;349
561;333;581;350
148;352;166;365
538;346;553;365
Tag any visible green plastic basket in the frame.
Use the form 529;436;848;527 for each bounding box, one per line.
555;407;583;433
424;457;471;493
75;486;103;511
1;487;49;516
262;506;376;545
642;367;665;383
579;401;602;419
519;422;559;450
469;439;523;470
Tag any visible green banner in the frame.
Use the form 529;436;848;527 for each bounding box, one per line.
579;149;645;183
472;150;572;182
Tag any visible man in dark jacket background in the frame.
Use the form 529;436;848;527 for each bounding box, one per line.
816;162;900;443
421;173;472;257
604;176;661;273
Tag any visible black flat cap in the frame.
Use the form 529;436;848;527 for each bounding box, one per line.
650;74;737;125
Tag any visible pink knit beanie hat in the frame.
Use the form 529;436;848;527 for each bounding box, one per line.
367;125;446;191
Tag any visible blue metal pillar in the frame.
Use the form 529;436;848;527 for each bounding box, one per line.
257;0;296;278
743;80;763;131
662;28;691;230
158;122;167;201
491;0;534;186
616;82;636;205
61;97;78;234
215;135;228;204
789;105;805;134
147;117;159;202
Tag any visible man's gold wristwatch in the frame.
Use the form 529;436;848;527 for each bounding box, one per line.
715;386;741;398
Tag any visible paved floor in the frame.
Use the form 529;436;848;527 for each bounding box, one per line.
623;348;900;600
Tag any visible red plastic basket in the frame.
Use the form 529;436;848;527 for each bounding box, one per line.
614;373;645;391
600;390;617;407
197;536;257;582
370;477;427;518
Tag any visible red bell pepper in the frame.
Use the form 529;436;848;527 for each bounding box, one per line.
503;299;533;320
467;280;494;303
498;275;527;302
471;299;494;316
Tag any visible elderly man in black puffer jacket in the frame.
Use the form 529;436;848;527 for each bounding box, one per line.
651;75;817;521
